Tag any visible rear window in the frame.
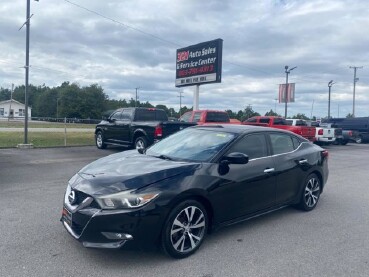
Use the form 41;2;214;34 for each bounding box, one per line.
205;112;230;123
273;118;287;125
134;109;167;121
246;117;257;123
193;112;202;122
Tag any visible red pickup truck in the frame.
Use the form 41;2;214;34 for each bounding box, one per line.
242;116;316;142
180;110;241;125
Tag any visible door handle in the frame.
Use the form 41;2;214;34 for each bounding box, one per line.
264;168;275;173
299;159;308;165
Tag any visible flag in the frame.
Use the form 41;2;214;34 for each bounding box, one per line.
279;83;295;103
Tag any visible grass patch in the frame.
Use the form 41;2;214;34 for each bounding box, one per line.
0;132;95;148
0;121;96;129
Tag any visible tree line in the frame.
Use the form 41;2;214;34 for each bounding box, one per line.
0;82;345;121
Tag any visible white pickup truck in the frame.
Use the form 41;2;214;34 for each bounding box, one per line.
286;119;336;145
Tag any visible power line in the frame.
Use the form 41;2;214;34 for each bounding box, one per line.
63;0;181;47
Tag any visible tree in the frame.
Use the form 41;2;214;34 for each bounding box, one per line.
346;113;354;118
265;109;279;116
292;113;309;120
241;105;260;121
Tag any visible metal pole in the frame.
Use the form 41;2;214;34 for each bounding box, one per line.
135;87;138;107
350;66;363;117
178;90;184;118
328;80;333;119
285;70;288;118
24;0;30;144
194;85;199;110
8;84;14;122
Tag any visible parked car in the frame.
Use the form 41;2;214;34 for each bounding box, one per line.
61;125;329;258
180;110;240;125
95;107;196;150
243;116;316;142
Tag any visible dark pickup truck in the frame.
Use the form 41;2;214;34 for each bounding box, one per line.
323;117;369;143
95;107;196;150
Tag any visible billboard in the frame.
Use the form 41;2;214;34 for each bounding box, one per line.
175;39;223;87
279;83;295;103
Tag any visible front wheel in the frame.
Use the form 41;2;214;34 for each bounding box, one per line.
297;174;321;211
161;200;208;259
355;135;362;144
95;131;107;149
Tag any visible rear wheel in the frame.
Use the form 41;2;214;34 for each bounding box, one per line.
355;135;362;144
95;131;107;149
297;174;321;211
339;139;348;145
162;200;208;259
134;136;148;151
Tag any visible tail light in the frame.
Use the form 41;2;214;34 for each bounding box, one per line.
318;129;323;135
348;131;353;136
154;125;162;138
321;150;329;159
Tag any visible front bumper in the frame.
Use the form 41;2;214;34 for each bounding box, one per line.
61;188;163;249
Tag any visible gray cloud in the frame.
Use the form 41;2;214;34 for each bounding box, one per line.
1;0;368;118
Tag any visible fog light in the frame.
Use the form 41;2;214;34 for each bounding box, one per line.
102;232;133;240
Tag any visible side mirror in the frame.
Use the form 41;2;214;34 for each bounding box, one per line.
222;152;249;165
218;152;248;175
108;118;116;123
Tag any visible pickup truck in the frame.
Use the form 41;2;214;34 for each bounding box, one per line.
286;119;336;145
180;110;240;125
323;117;369;143
242;116;316;142
95;107;196;150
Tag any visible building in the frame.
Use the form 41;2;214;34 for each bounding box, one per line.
0;100;32;119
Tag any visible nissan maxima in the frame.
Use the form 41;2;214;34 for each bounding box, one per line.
61;125;329;258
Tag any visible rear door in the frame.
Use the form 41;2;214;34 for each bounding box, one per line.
268;132;310;204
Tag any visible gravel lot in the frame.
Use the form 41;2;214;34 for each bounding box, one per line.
0;144;368;277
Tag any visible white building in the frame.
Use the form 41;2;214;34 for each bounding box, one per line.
0;100;32;119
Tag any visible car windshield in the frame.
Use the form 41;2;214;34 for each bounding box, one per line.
146;128;236;162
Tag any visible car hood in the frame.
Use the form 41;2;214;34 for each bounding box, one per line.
70;150;200;195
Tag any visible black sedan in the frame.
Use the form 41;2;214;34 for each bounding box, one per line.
61;125;329;258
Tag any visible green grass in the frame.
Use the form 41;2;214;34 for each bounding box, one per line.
0;121;96;129
0;132;95;148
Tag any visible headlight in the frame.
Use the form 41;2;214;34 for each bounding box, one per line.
95;190;159;209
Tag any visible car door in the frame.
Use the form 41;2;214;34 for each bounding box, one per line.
211;133;276;222
104;110;122;142
269;132;309;204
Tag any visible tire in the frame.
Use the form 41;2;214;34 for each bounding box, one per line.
297;173;321;211
161;200;208;259
355;136;362;144
95;131;107;149
134;136;148;151
340;139;348;145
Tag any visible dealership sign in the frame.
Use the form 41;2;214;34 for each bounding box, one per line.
175;39;223;87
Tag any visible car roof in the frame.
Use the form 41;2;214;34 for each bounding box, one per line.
193;124;293;135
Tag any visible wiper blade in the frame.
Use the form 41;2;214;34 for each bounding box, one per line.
155;154;173;161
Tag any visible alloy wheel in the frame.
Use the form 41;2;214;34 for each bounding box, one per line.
170;206;206;253
304;177;320;208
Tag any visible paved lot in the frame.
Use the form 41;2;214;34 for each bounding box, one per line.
0;144;369;277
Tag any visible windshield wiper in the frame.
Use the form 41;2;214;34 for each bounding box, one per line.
155;154;173;161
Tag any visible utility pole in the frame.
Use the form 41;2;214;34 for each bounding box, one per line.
328;80;334;119
135;87;140;107
349;66;363;117
284;65;297;118
8;84;14;122
178;90;184;118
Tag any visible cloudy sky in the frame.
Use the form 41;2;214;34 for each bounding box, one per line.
1;0;369;118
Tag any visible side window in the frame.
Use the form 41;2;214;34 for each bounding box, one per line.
121;109;133;120
226;134;268;160
193;112;202;122
110;110;122;120
180;112;192;122
291;136;301;149
246;117;257;123
273;118;287;125
259;118;270;124
270;133;295;155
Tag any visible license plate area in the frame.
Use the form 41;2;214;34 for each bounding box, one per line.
62;206;72;226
